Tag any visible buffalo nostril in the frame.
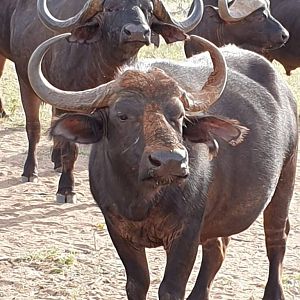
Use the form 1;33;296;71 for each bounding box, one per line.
149;155;161;167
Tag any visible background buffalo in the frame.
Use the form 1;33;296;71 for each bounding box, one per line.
0;0;202;202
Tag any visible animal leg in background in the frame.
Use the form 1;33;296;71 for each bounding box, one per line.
56;139;78;203
263;153;297;300
0;55;8;118
17;75;41;182
51;107;78;203
187;237;230;300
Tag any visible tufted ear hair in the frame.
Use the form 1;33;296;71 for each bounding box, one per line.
183;114;249;157
151;22;188;44
50;113;105;144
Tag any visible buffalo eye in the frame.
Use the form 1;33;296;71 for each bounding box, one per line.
117;112;128;121
257;12;267;22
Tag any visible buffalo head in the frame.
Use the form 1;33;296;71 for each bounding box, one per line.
28;34;248;198
185;0;289;58
37;0;204;59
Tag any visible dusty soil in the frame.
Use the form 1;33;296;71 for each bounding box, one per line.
0;121;299;300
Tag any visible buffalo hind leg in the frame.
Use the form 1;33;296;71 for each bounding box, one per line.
0;98;7;118
51;107;78;203
51;107;64;171
56;140;78;203
106;221;150;300
263;153;297;300
18;76;41;182
187;237;230;300
0;55;8;118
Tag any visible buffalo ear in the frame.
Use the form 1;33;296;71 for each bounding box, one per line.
151;31;160;47
50;113;104;144
183;115;249;146
68;20;100;44
205;5;221;20
151;22;188;44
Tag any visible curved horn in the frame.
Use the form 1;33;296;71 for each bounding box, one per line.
28;33;116;111
218;0;266;23
153;0;203;33
37;0;104;33
183;35;227;112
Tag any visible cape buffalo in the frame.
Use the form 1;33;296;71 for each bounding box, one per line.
184;0;289;58
0;0;203;202
264;0;300;75
28;33;297;299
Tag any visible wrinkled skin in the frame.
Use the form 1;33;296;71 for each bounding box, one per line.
0;0;188;199
50;47;297;299
264;0;300;75
184;0;289;58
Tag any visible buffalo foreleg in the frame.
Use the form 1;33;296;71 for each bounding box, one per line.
106;221;150;300
262;152;297;300
187;237;230;300
0;55;8;118
18;76;41;182
159;224;201;300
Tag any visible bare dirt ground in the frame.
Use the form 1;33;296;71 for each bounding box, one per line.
0;118;299;300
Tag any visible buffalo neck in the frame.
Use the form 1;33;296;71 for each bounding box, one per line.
44;41;139;91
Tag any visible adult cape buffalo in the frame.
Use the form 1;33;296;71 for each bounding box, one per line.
0;0;203;202
184;0;289;58
264;0;300;75
28;33;297;299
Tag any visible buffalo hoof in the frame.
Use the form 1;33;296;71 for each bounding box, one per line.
0;110;8;118
56;192;77;204
21;175;38;183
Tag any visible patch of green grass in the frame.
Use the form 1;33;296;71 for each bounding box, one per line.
283;273;300;289
15;247;77;274
95;222;106;231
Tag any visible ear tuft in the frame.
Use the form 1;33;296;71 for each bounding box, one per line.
151;22;188;44
184;114;249;147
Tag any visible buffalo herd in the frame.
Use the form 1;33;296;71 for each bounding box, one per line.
1;0;299;299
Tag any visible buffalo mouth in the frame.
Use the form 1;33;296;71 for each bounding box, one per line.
263;42;286;51
240;42;285;54
121;38;151;47
147;176;188;189
141;170;189;188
